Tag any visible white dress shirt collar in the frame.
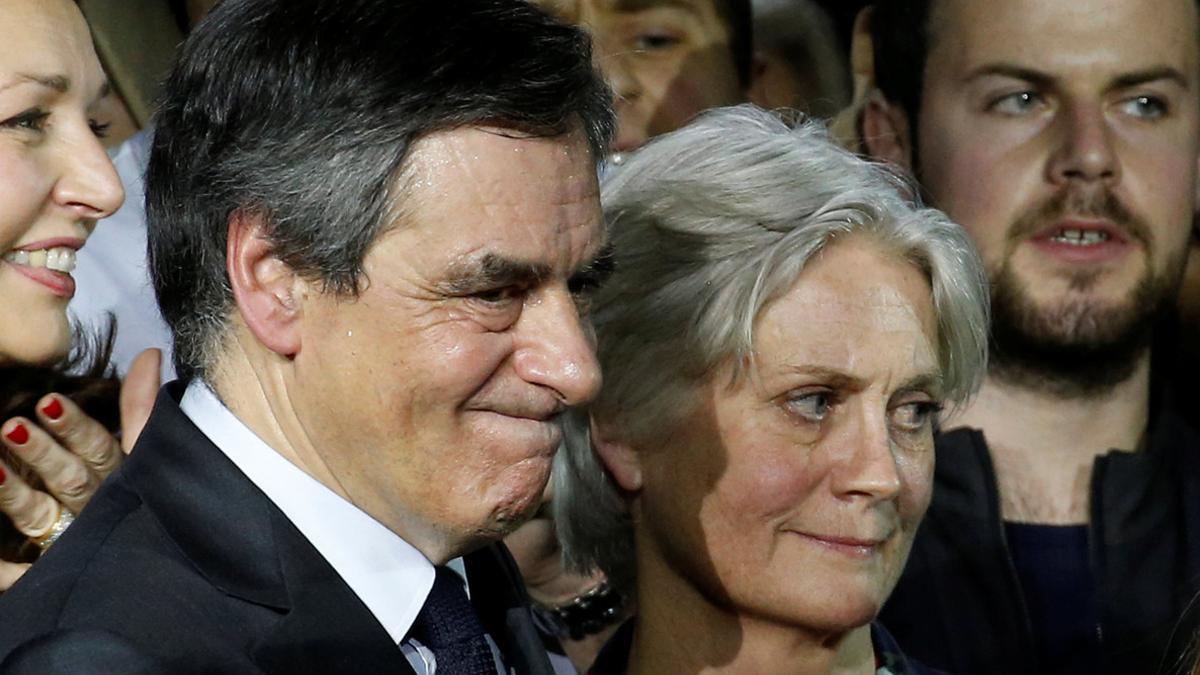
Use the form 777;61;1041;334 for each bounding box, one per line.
179;380;435;645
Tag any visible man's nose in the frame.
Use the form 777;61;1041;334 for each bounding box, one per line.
1046;102;1120;186
512;290;603;407
598;42;642;110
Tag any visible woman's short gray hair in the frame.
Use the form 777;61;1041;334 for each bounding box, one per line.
554;104;989;597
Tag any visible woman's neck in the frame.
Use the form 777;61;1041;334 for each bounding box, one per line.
626;551;876;675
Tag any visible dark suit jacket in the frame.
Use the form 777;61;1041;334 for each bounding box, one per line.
0;382;554;674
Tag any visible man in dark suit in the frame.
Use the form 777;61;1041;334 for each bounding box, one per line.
0;0;615;672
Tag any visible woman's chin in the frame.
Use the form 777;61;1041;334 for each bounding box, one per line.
0;324;72;367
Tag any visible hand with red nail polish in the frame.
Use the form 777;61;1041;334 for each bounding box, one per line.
4;423;28;446
0;348;161;591
40;398;63;421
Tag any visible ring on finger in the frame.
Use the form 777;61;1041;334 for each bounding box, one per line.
28;503;75;553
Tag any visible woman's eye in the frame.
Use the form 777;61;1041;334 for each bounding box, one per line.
786;392;832;423
988;91;1044;116
891;401;943;433
89;118;112;139
1;109;50;133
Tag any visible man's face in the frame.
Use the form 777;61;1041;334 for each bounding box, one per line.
292;127;606;560
542;0;745;154
911;0;1200;378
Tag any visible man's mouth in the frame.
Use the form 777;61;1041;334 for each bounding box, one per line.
3;246;79;273
1026;219;1134;264
1047;227;1113;246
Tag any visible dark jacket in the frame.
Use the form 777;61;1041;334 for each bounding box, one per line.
881;407;1200;675
0;382;553;674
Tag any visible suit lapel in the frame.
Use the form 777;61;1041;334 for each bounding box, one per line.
125;384;413;675
250;509;415;675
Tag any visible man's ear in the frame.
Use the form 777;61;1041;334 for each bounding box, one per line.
589;416;643;493
226;210;305;357
744;53;782;110
861;89;914;170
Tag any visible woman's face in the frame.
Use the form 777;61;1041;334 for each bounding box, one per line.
0;0;123;365
630;237;941;634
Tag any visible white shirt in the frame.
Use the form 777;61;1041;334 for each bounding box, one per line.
179;380;448;670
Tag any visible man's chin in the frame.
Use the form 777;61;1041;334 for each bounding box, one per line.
989;276;1163;397
473;477;552;541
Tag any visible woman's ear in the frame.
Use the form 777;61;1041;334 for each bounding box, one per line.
590;416;643;493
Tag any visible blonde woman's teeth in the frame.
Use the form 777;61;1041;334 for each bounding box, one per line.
3;247;77;273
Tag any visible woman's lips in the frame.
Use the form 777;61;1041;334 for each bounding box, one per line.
5;262;77;299
2;239;85;299
790;531;890;559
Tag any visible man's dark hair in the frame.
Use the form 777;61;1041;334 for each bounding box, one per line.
869;0;932;125
870;0;1200;125
147;0;615;381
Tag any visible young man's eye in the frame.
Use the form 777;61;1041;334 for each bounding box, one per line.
633;32;681;51
1119;95;1168;119
988;91;1044;116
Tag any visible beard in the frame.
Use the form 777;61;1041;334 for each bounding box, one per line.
986;188;1187;399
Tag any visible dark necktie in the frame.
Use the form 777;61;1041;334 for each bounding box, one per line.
411;566;499;675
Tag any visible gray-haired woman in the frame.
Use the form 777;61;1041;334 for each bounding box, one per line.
556;104;989;674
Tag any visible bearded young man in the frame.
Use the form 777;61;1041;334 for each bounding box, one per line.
859;0;1200;673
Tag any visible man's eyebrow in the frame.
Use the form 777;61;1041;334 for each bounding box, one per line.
571;244;616;287
611;0;701;14
963;63;1190;92
1109;66;1190;91
962;64;1055;89
441;254;552;294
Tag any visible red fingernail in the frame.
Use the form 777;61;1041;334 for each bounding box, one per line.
0;464;6;485
41;398;64;420
5;423;28;445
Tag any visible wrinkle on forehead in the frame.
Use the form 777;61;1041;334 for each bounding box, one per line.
375;126;604;284
401;127;598;219
754;251;939;386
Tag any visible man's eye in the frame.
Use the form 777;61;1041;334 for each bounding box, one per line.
1119;95;1168;120
472;287;524;306
988;91;1044;116
632;32;681;51
890;401;943;433
785;392;833;423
